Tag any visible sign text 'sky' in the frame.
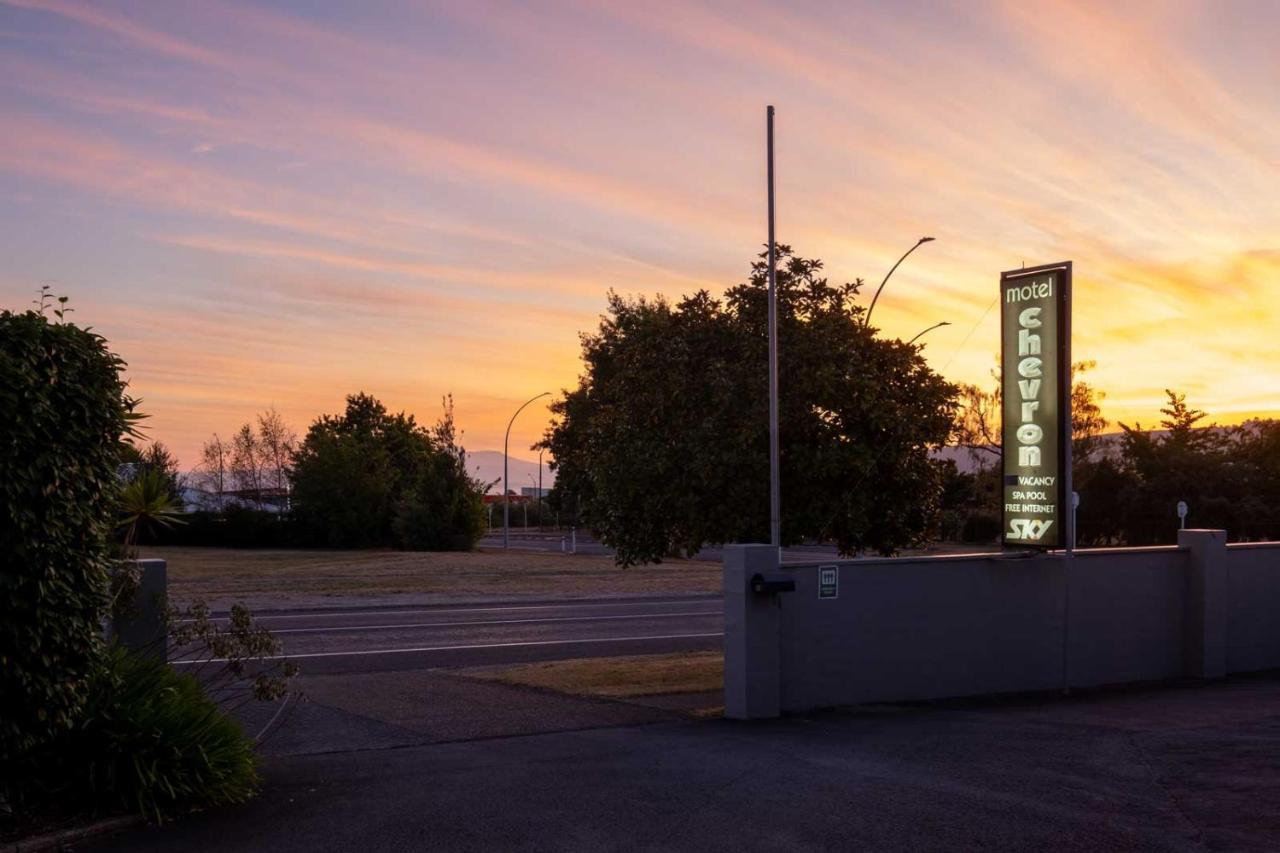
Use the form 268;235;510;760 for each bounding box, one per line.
1000;262;1072;549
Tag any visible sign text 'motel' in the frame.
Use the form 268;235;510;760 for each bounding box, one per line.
1000;262;1072;550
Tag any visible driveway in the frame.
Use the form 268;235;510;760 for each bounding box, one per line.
87;674;1280;852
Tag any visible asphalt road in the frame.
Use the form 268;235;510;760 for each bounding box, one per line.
173;594;724;676
88;674;1280;852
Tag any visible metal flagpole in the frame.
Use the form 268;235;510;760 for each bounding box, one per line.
767;105;781;548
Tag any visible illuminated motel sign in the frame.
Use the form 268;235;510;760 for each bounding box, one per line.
1001;262;1072;549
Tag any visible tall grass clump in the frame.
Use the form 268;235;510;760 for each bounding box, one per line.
38;645;258;822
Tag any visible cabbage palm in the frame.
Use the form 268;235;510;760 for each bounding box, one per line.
118;467;184;558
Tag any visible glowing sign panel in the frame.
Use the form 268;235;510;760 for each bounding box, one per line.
1001;263;1071;550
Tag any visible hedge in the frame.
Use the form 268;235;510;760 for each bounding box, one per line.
0;308;133;767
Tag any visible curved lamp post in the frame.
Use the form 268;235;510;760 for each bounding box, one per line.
504;391;550;549
907;320;951;345
864;236;935;329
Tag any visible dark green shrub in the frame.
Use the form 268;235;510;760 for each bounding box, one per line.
150;507;290;548
292;393;485;550
37;645;258;821
218;504;289;547
961;512;1002;544
393;452;486;550
0;304;133;769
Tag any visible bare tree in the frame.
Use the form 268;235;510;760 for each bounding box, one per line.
231;423;265;508
195;410;297;512
257;406;297;497
952;360;1109;465
952;380;1002;466
1070;360;1109;463
197;433;230;508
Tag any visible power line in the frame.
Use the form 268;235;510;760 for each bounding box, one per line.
941;295;998;373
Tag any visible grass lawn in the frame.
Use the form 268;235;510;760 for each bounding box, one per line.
141;546;721;607
466;651;723;699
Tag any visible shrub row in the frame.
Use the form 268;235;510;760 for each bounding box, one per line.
146;507;293;549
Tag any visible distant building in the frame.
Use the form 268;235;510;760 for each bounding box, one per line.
520;487;551;498
482;493;534;505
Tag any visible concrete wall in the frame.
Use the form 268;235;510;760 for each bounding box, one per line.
1068;548;1186;687
724;532;1280;719
776;551;1067;710
1227;544;1280;672
111;558;168;661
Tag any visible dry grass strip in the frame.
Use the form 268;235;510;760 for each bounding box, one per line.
143;546;721;603
466;651;724;699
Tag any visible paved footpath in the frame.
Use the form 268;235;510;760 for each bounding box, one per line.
87;674;1280;852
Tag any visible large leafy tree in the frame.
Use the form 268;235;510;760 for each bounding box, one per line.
1113;397;1280;545
1113;391;1237;544
543;246;957;564
1231;418;1280;540
290;393;484;550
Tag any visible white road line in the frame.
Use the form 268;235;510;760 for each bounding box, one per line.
171;631;724;664
268;611;721;634
181;598;717;624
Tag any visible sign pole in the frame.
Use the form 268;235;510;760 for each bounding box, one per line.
1062;265;1073;557
767;105;781;549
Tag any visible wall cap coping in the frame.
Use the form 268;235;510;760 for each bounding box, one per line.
783;544;1190;570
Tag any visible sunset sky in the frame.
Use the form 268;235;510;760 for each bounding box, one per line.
3;0;1278;468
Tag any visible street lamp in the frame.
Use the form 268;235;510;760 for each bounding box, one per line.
864;236;935;329
504;391;550;549
906;320;951;345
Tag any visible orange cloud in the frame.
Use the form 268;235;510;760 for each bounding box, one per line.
3;0;1279;467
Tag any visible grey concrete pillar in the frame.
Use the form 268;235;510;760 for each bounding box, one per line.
116;558;169;662
1178;529;1227;679
723;544;782;720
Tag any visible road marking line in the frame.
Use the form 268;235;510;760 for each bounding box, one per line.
180;598;717;624
171;632;723;664
268;611;721;634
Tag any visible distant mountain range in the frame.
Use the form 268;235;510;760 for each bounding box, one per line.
469;433;1128;493
470;446;1001;488
937;427;1239;475
466;450;556;495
